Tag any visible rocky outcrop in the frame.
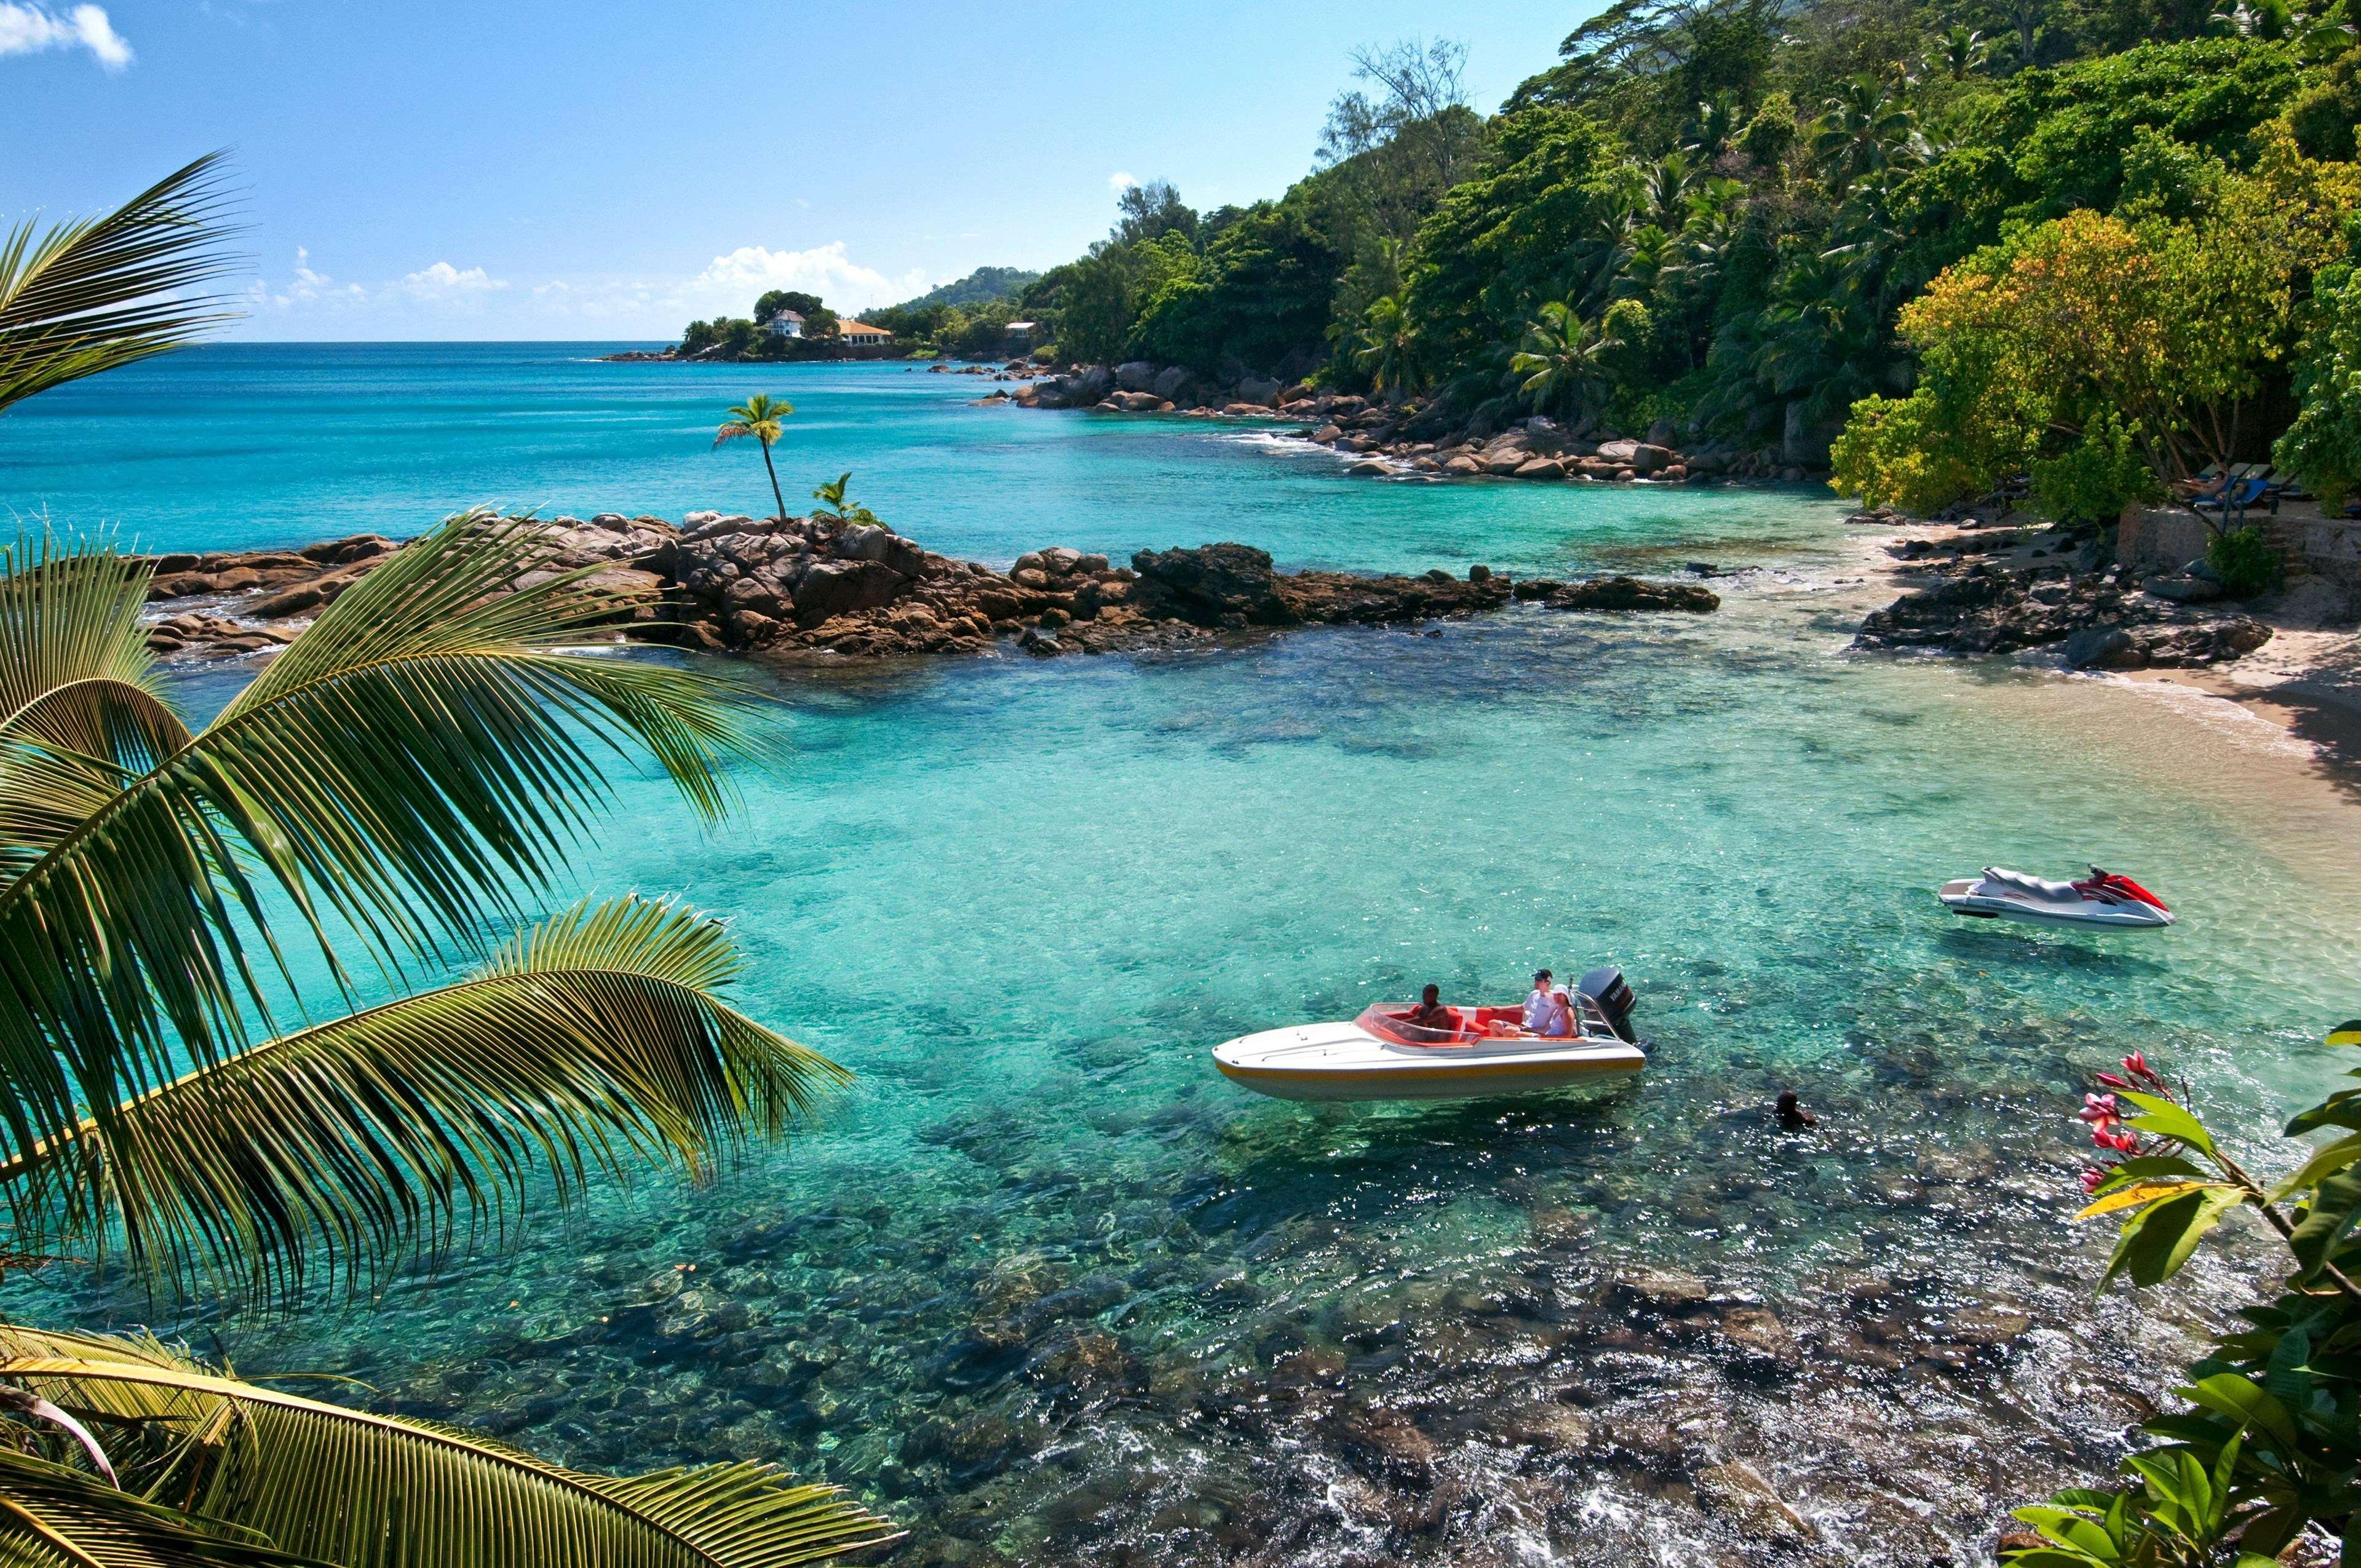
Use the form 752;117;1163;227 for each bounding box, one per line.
140;513;1724;664
1013;360;1820;485
1854;559;2272;668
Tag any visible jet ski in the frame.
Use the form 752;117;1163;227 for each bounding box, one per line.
1212;967;1645;1102
1938;865;2175;929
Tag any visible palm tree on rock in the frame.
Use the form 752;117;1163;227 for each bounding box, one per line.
716;393;795;519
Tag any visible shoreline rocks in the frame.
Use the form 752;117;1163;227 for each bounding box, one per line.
1851;515;2274;670
1014;361;1820;485
133;515;1721;663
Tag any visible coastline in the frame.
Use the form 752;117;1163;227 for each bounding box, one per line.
1842;507;2361;778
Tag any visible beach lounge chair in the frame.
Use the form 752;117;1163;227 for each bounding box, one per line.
2193;475;2277;525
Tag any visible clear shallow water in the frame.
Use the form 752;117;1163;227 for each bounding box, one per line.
0;343;1829;577
7;346;2361;1566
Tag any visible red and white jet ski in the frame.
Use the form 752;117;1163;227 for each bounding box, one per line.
1938;865;2175;930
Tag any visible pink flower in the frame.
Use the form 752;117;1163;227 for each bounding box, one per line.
2124;1051;2159;1083
2081;1168;2108;1194
2095;1072;2132;1090
2079;1093;2121;1127
2095;1128;2138;1153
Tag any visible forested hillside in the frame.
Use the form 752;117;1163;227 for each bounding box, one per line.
1009;9;2361;512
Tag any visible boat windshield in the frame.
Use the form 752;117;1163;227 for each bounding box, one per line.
1356;1004;1469;1045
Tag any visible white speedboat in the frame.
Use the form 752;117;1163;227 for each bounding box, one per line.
1938;865;2175;929
1212;967;1645;1103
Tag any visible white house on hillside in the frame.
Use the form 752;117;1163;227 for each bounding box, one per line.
766;311;805;339
838;320;894;345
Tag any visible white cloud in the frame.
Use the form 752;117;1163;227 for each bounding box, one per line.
681;242;924;314
0;4;132;69
399;260;506;295
1108;171;1138;192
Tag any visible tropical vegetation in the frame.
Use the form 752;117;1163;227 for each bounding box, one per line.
2010;1040;2361;1564
0;163;894;1565
999;6;2361;507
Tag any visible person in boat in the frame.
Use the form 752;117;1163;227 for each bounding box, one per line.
1522;970;1557;1034
1406;984;1452;1033
1535;985;1576;1038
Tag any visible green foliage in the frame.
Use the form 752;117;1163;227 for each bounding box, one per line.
752;288;820;326
2000;1035;2361;1566
2032;411;2165;521
0;154;245;416
2207;524;2284;595
2277;263;2361;504
2290;46;2361;161
1400;108;1619;382
882;265;1041;312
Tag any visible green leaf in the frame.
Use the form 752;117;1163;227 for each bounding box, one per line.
0;896;849;1304
2271;1133;2361;1201
2289;1168;2361;1280
0;1323;902;1568
2181;1379;2295;1454
2103;1184;2248;1288
0;516;769;1257
0;154;247;414
2118;1091;2216;1155
0;1445;317;1567
2095;1155;2212;1187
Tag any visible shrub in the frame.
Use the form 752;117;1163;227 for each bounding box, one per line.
2003;1038;2361;1566
2276;264;2361;507
2031;411;2162;523
2206;524;2281;597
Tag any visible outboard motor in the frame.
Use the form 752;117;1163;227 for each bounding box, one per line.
1577;967;1638;1043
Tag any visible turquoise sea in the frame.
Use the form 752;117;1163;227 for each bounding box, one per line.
6;345;2360;1565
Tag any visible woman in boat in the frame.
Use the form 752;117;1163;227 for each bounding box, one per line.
1538;986;1576;1038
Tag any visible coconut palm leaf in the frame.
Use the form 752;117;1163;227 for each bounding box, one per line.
0;1446;315;1568
0;895;847;1299
0;534;191;879
0;154;245;416
0;1327;900;1568
0;513;767;1209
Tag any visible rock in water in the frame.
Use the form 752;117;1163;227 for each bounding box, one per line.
1547;576;1721;612
1129;544;1300;627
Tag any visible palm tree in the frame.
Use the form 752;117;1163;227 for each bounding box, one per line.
0;153;244;416
1509;301;1623;422
715;394;795;519
0;516;898;1562
1352;295;1421;395
1930;25;1990;79
1809;76;1929;194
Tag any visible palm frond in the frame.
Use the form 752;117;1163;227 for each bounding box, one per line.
0;512;769;1222
0;1326;901;1568
0;154;245;415
0;533;192;878
0;1446;315;1568
0;896;849;1301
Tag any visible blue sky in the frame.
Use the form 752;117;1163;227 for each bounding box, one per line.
2;1;1590;341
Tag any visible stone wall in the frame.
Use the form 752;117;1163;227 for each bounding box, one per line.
2268;513;2361;587
2117;504;2211;574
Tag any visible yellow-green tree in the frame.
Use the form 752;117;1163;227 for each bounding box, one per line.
1833;131;2361;512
